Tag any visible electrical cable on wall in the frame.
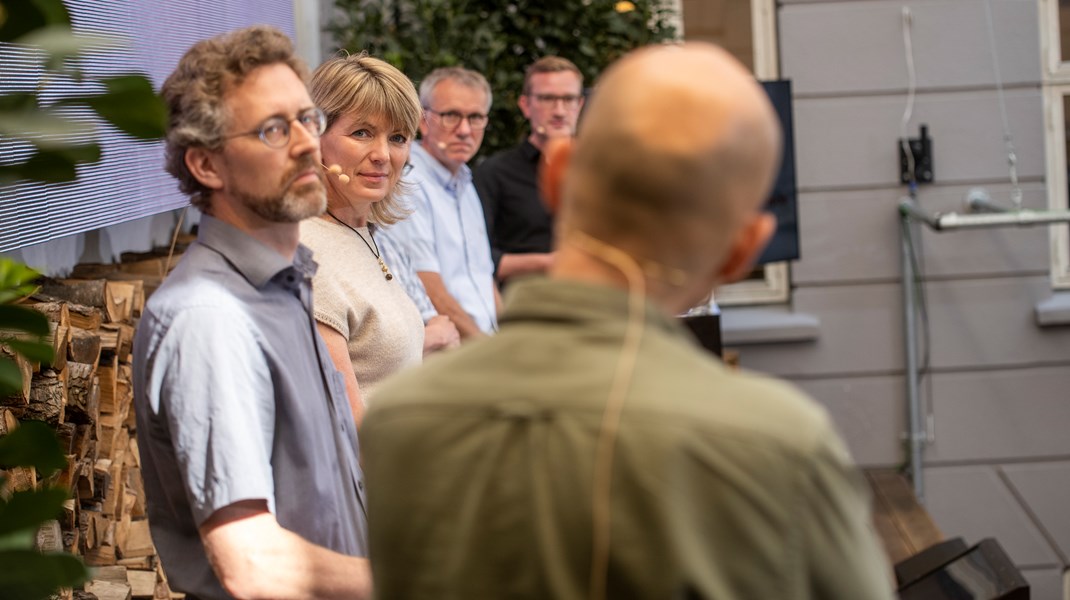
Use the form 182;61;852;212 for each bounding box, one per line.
983;0;1022;210
899;6;918;189
898;6;935;445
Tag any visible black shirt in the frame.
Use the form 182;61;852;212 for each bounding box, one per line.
474;139;553;271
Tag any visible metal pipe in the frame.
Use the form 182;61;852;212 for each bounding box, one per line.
936;209;1070;230
900;213;924;504
899;198;1070;231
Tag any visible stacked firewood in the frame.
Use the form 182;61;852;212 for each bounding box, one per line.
1;249;185;600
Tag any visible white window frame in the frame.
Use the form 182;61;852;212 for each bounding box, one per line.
715;0;790;305
1039;0;1070;288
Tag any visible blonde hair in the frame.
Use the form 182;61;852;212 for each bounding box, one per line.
310;53;422;225
162;26;306;211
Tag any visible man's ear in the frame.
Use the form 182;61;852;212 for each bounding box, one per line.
717;212;777;284
418;113;430;139
539;137;572;217
185;147;225;191
518;93;532;120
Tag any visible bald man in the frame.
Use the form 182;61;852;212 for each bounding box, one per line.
362;44;895;599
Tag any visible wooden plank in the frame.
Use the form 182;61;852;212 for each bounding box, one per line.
866;469;943;564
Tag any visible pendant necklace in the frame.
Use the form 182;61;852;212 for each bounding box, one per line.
325;209;393;281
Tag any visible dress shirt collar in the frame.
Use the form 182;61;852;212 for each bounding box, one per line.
411;142;473;194
519;138;541;163
196;214;317;289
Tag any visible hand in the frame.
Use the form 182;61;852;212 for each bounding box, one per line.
423;315;461;355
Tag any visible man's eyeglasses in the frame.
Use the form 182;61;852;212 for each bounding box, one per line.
529;94;582;108
224;107;327;148
425;108;489;131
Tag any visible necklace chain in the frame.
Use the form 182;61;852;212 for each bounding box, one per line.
324;209;394;281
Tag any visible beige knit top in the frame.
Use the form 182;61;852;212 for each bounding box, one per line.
300;217;425;399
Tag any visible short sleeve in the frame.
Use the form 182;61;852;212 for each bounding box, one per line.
311;270;355;340
390;182;442;274
151;305;277;525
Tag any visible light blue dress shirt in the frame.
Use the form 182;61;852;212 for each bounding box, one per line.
389;143;498;333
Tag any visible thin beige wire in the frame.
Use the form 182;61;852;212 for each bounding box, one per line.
162;205;189;276
569;230;647;600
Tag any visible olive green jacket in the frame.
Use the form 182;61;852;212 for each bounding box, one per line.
364;278;896;600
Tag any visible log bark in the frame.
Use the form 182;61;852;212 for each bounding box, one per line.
0;346;32;405
10;368;66;425
66;303;103;331
66;362;99;425
68;327;102;365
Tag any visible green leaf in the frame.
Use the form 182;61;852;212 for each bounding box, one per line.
0;421;66;475
0;357;22;397
0;488;68;537
0;306;50;337
0;93;38;112
0;259;41;289
0;0;70;43
0;108;95;145
0;550;89;600
0;141;99;185
85;75;167;140
0;527;35;551
2;340;53;364
13;25;124;62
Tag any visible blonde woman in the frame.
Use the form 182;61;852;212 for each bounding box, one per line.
302;54;459;425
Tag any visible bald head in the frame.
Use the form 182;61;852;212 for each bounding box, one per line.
560;43;781;276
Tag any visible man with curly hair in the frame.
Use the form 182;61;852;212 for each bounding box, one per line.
133;26;371;599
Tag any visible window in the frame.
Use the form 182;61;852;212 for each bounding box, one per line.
681;0;790;304
1040;0;1070;288
0;0;298;253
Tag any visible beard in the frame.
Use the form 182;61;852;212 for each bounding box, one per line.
237;156;327;223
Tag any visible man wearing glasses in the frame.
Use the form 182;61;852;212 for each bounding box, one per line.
474;56;585;283
389;66;500;339
132;26;371;599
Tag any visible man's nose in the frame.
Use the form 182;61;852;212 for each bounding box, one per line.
290;119;319;156
454;117;473;137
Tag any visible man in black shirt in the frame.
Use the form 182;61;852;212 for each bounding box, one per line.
474;56;585;283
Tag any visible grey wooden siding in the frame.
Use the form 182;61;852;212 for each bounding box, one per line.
717;0;1070;596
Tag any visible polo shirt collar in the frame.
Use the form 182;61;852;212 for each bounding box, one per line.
196;214;316;289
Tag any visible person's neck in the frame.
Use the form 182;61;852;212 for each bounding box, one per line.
527;131;546;151
208;196;301;261
323;195;371;229
550;244;686;314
